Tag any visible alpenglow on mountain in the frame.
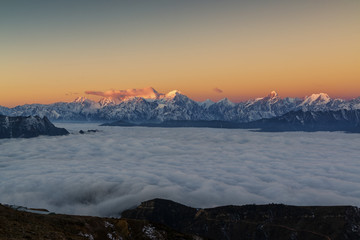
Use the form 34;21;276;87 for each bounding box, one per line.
1;88;360;122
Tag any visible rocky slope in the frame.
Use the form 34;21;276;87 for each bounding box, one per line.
0;204;200;240
122;199;360;240
2;199;360;240
0;115;69;138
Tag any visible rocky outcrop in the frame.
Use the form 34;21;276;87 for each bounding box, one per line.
122;198;360;240
0;115;69;138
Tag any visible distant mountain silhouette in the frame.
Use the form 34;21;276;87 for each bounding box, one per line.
2;199;360;240
102;109;360;133
246;109;360;132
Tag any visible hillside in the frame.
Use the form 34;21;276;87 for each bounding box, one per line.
2;199;360;240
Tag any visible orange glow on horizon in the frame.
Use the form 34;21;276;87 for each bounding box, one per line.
1;83;360;108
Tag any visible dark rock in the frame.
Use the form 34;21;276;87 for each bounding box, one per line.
0;115;69;138
87;129;99;133
79;129;100;134
101;120;139;126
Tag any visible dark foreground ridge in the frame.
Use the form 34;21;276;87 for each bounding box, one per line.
0;203;201;240
2;199;360;240
0;115;69;138
122;199;360;240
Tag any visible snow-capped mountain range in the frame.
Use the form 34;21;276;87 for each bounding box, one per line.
1;87;360;122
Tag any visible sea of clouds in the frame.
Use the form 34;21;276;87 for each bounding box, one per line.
1;123;360;217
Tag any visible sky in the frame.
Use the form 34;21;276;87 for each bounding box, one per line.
1;0;359;107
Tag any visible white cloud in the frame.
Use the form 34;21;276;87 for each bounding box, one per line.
1;124;360;216
85;87;163;103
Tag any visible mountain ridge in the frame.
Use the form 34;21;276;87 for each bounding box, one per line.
1;88;360;123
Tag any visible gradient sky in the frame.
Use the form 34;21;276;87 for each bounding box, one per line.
1;0;359;107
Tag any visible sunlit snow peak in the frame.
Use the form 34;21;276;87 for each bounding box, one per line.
301;93;331;105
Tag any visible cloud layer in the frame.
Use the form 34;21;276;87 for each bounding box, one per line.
213;87;223;93
1;124;360;217
85;87;162;102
